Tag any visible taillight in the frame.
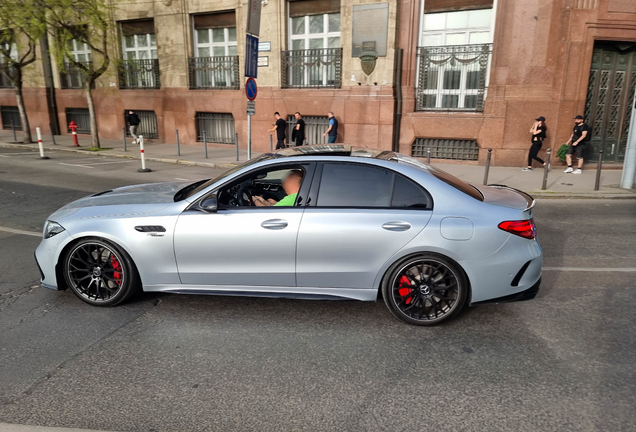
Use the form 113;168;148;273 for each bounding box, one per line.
498;219;536;239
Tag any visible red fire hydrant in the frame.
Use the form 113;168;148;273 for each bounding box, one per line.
69;121;80;147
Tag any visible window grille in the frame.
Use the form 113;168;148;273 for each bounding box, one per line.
196;112;235;144
118;59;160;89
124;110;159;139
65;108;90;134
416;44;491;112
188;56;239;90
60;62;92;89
413;138;480;161
1;106;21;130
286;115;330;145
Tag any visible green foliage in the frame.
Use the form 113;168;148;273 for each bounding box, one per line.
0;0;46;72
557;144;569;162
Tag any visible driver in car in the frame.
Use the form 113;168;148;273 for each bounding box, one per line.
252;169;304;207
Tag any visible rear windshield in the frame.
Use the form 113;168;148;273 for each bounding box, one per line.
394;155;484;201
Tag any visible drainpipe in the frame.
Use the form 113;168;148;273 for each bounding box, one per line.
40;35;60;135
391;48;403;153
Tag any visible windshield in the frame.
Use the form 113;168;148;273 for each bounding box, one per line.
174;154;277;201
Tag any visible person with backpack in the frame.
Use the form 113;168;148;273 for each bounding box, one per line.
522;116;548;171
125;110;141;145
564;115;590;174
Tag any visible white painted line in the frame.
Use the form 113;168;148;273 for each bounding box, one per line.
175;178;190;181
58;163;94;169
0;152;38;155
0;226;41;237
543;267;636;272
0;422;115;432
82;160;133;166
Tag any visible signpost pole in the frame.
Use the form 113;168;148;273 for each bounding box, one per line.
247;114;252;160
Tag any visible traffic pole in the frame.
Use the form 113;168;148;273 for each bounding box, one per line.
594;150;604;191
49;123;56;145
541;149;551;191
36;127;49;160
137;135;151;172
247;114;252;160
11;120;16;142
176;129;180;156
426;147;431;164
235;132;239;161
203;130;208;158
483;148;492;185
270;134;273;152
122;127;127;152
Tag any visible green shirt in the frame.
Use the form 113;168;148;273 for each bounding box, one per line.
274;193;297;206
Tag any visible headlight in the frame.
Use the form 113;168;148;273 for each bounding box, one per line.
44;221;65;239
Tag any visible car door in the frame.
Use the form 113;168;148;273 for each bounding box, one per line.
174;162;315;287
296;162;433;289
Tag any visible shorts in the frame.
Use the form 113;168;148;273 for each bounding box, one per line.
566;144;585;158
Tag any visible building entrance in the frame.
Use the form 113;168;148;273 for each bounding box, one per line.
584;42;636;163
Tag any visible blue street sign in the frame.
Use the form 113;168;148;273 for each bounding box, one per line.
245;34;258;79
245;77;257;101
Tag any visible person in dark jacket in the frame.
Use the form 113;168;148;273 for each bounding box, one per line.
292;112;305;146
522;116;547;171
323;111;338;143
268;112;287;149
125;110;141;145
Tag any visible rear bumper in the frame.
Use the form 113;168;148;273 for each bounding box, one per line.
472;277;541;305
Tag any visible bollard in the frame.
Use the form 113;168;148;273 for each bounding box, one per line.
137;136;151;172
36;127;49;160
122;127;127;152
541;148;551;191
483;148;492;185
270;134;273;152
49;123;56;145
176;129;180;156
235;132;239;161
11;120;16;142
594;150;604;191
203;130;208;159
426;147;431;164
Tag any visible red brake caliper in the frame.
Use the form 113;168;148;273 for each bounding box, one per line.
111;256;122;286
398;275;413;304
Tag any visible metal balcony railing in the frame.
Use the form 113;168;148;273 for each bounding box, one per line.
60;61;92;89
416;44;491;112
118;59;160;90
281;48;342;89
188;56;240;90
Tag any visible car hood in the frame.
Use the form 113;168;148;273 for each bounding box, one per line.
48;181;190;222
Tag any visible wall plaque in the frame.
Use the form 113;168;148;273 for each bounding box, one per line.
352;3;389;57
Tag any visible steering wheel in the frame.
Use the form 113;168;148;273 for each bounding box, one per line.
237;187;253;206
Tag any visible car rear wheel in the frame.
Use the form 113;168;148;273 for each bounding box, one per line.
63;239;140;306
382;254;467;326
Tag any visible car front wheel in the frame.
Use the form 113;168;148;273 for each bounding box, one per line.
63;238;140;306
382;254;467;325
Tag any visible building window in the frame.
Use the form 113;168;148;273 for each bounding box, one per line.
65;108;90;134
283;1;342;88
123;110;159;139
0;37;18;88
1;106;21;130
58;37;92;89
412;138;480;161
190;12;239;89
68;39;92;62
118;20;160;89
196;112;235;144
416;4;493;112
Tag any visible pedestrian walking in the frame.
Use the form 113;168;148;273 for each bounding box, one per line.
564;115;589;174
522;116;547;171
292;112;305;146
323;111;338;143
125;110;141;145
268;112;287;149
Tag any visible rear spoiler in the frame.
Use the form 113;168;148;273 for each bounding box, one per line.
487;184;536;211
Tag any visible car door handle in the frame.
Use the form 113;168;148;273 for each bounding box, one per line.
261;219;288;230
382;221;412;232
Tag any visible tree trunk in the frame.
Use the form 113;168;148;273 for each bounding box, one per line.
14;70;32;144
85;78;100;149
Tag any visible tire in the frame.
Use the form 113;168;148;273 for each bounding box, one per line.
382;254;468;326
63;238;141;306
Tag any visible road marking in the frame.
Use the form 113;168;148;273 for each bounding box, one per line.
543;267;636;272
0;226;41;237
58;162;94;169
175;178;190;181
82;160;133;166
0;152;39;156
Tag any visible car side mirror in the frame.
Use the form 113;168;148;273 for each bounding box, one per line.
200;197;217;213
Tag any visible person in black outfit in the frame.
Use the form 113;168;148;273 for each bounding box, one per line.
522;116;547;171
125;110;141;145
268;112;287;149
564;115;589;174
293;112;305;146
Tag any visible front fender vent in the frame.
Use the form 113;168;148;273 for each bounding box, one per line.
135;226;166;233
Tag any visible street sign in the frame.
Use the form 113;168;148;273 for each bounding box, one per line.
246;0;262;37
245;77;257;101
247;100;255;116
245;34;258;78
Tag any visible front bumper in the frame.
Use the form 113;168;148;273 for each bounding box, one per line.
35;230;72;290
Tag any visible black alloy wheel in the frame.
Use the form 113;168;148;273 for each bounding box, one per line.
382;254;467;325
63;239;140;306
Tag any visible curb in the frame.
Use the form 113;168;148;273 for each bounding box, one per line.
0;142;239;169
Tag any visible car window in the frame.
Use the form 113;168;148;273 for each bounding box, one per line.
316;163;394;207
392;175;432;209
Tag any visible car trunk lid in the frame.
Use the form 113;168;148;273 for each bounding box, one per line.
473;184;536;212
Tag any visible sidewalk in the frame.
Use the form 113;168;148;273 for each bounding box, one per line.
1;130;634;199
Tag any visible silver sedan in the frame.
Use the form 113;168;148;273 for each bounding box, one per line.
35;145;542;325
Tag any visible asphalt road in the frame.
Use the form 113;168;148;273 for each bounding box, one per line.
1;147;635;432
